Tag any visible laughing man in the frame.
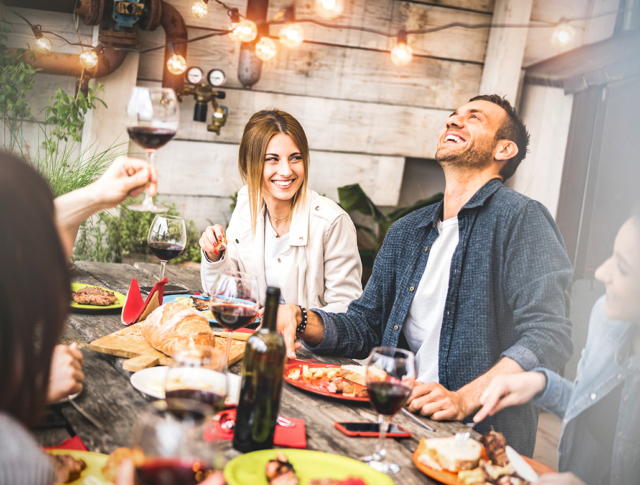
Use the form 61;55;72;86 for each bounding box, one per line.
277;94;573;455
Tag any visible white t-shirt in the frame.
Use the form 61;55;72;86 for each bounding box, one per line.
402;217;459;383
265;213;289;304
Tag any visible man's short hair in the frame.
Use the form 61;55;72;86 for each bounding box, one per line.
469;94;530;181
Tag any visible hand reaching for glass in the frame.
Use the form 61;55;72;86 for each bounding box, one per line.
199;224;227;262
92;156;158;208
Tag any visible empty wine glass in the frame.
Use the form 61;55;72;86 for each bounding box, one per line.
148;215;187;280
208;271;260;370
362;347;416;474
127;87;179;212
164;345;228;421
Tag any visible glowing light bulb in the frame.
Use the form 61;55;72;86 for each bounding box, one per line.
391;41;413;66
228;19;258;43
279;24;304;48
167;54;187;74
191;0;208;19
255;37;277;61
79;50;99;69
315;0;344;19
34;36;51;53
551;22;576;48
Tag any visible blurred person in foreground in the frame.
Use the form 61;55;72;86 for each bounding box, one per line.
277;95;574;455
476;205;640;485
0;152;224;485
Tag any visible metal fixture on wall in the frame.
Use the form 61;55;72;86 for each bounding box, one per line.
183;67;228;134
237;0;269;88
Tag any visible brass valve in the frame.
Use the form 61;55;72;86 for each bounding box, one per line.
183;83;228;135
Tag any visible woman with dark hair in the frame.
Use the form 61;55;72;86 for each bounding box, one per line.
0;151;158;484
476;204;640;485
199;109;363;359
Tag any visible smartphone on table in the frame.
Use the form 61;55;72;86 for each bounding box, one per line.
335;422;411;438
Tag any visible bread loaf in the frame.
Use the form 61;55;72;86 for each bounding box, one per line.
142;303;216;356
421;436;482;472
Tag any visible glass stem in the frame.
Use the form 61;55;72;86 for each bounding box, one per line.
224;333;232;372
159;260;167;280
375;414;390;461
141;151;155;206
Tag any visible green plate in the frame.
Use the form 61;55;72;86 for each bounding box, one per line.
70;283;126;311
47;449;110;484
224;449;395;485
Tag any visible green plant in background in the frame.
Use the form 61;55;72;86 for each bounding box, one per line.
73;196;202;264
0;14;37;152
338;183;443;285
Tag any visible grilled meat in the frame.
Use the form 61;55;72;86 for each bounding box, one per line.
480;430;509;467
48;454;87;484
72;286;117;306
266;452;298;485
193;298;210;311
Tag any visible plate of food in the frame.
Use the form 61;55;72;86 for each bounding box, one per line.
165;294;261;327
283;363;369;402
130;366;242;406
224;449;394;485
47;449;110;484
70;283;125;311
413;430;555;485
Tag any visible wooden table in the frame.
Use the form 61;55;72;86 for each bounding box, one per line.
41;261;475;485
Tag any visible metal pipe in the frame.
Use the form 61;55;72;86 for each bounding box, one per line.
238;0;270;88
159;0;187;99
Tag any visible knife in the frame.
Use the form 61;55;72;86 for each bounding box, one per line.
70;400;103;429
400;408;436;432
506;445;539;482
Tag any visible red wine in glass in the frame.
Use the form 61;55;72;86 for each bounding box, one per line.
135;457;213;485
211;304;258;331
148;242;185;261
127;126;176;151
367;381;411;416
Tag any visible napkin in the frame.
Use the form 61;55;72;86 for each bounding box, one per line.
121;277;167;325
207;409;307;449
43;435;88;452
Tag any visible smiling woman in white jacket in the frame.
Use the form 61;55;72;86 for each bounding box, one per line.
199;109;363;358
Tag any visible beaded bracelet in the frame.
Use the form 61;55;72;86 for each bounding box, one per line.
296;305;308;336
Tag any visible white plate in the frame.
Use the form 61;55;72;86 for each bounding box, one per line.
130;366;241;406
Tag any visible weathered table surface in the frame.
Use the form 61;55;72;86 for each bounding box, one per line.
41;261;477;485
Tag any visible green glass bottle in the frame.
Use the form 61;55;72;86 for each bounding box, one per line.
233;287;286;452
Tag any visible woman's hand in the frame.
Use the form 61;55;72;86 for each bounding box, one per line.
47;343;85;403
534;473;586;485
199;225;227;262
474;371;547;423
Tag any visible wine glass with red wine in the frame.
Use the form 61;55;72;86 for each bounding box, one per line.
126;87;179;212
132;401;221;485
208;271;260;370
148;215;187;280
362;347;416;474
164;345;228;421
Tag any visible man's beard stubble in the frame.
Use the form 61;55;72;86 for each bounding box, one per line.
435;138;495;170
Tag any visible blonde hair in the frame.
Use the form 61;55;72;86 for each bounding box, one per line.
238;109;309;231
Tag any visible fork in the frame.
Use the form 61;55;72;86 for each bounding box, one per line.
453;421;478;448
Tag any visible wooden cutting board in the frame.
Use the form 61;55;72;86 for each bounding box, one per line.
89;324;246;372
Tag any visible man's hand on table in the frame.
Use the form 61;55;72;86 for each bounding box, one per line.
275;305;325;360
406;382;468;421
47;343;85;403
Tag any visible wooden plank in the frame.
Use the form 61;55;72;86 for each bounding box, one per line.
139;80;450;159
408;0;495;13
138;28;482;110
155;193;235;234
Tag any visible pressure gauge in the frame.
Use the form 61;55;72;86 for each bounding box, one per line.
186;66;204;84
207;69;226;87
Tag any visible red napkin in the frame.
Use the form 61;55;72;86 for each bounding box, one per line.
43;435;88;452
206;409;307;449
121;277;167;325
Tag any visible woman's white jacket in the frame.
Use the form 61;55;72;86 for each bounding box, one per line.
200;186;363;311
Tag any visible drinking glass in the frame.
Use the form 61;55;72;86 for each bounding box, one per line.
131;401;221;485
164;345;228;421
362;347;416;474
148;215;187;280
208;271;260;370
127;87;179;212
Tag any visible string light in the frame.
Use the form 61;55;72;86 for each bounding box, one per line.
228;19;258;43
167;53;187;74
551;20;576;48
34;35;51;53
279;24;304;48
79;49;98;69
391;30;412;66
315;0;344;19
255;37;277;61
191;0;208;19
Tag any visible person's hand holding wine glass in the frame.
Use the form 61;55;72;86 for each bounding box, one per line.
126;87;179;213
148;215;187;281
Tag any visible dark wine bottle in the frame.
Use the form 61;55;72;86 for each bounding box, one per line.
232;287;286;453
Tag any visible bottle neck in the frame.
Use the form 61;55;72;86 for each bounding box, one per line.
263;287;281;331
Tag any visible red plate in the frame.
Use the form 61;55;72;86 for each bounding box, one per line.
412;438;556;484
283;362;369;402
